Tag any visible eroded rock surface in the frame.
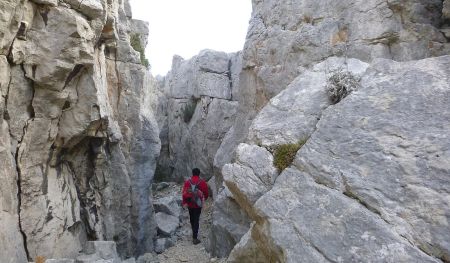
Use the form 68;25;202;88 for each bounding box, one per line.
227;56;450;262
210;0;450;257
154;50;241;182
0;0;160;261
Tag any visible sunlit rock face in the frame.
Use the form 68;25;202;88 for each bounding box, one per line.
227;55;450;262
210;0;450;259
154;50;241;183
0;0;160;260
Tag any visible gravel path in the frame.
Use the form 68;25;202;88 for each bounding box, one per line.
154;184;226;263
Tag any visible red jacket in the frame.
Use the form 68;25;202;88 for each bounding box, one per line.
182;175;209;208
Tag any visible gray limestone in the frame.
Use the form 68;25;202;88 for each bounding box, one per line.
63;0;104;19
222;163;268;215
235;143;277;185
154;51;241;182
155;212;179;237
0;0;160;261
210;0;450;258
248;57;369;147
153;195;182;218
207;186;251;258
235;168;441;263
0;121;27;263
225;55;450;262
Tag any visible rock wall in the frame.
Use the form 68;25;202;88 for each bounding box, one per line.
227;56;450;262
154;50;241;182
210;0;450;258
0;0;160;261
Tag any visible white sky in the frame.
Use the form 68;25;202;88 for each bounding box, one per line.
129;0;252;76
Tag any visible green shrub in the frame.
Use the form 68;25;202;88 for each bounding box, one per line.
182;99;197;123
273;139;306;172
326;70;360;104
130;33;149;69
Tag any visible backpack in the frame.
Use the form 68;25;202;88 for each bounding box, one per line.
187;179;204;207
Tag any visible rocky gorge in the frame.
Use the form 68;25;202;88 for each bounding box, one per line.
0;0;449;262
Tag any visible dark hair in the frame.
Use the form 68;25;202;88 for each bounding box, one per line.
192;168;200;176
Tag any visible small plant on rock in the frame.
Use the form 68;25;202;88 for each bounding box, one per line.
273;139;307;172
130;33;150;69
326;69;360;104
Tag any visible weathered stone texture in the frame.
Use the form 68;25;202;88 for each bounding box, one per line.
0;121;28;263
227;56;450;262
0;0;160;261
208;186;251;258
248;57;369;147
210;0;450;257
155;212;179;237
154;50;241;182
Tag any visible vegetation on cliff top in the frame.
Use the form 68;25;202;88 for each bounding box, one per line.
130;33;150;69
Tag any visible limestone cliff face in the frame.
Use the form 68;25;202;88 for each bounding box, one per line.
0;0;160;261
210;0;450;259
154;50;241;183
226;56;450;262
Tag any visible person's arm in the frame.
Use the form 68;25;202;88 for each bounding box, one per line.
200;180;209;200
181;181;189;207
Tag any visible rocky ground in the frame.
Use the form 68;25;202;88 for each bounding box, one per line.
153;183;226;263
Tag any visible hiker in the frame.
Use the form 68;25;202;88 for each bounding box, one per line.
182;168;209;244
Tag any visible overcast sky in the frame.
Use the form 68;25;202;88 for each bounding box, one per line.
129;0;252;76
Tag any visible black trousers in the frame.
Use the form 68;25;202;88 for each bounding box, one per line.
188;207;202;239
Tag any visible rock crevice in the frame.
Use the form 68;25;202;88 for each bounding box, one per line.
0;0;160;261
209;0;450;260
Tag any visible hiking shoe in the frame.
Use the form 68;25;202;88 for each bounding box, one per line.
193;238;201;245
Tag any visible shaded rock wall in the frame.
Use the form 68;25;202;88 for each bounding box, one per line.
210;0;450;258
0;0;160;260
154;50;241;182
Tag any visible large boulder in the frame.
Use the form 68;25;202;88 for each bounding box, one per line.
210;0;450;257
227;55;450;262
76;241;120;263
208;186;251;258
155;212;179;237
153;195;182;218
248;57;369;147
231;169;440;263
